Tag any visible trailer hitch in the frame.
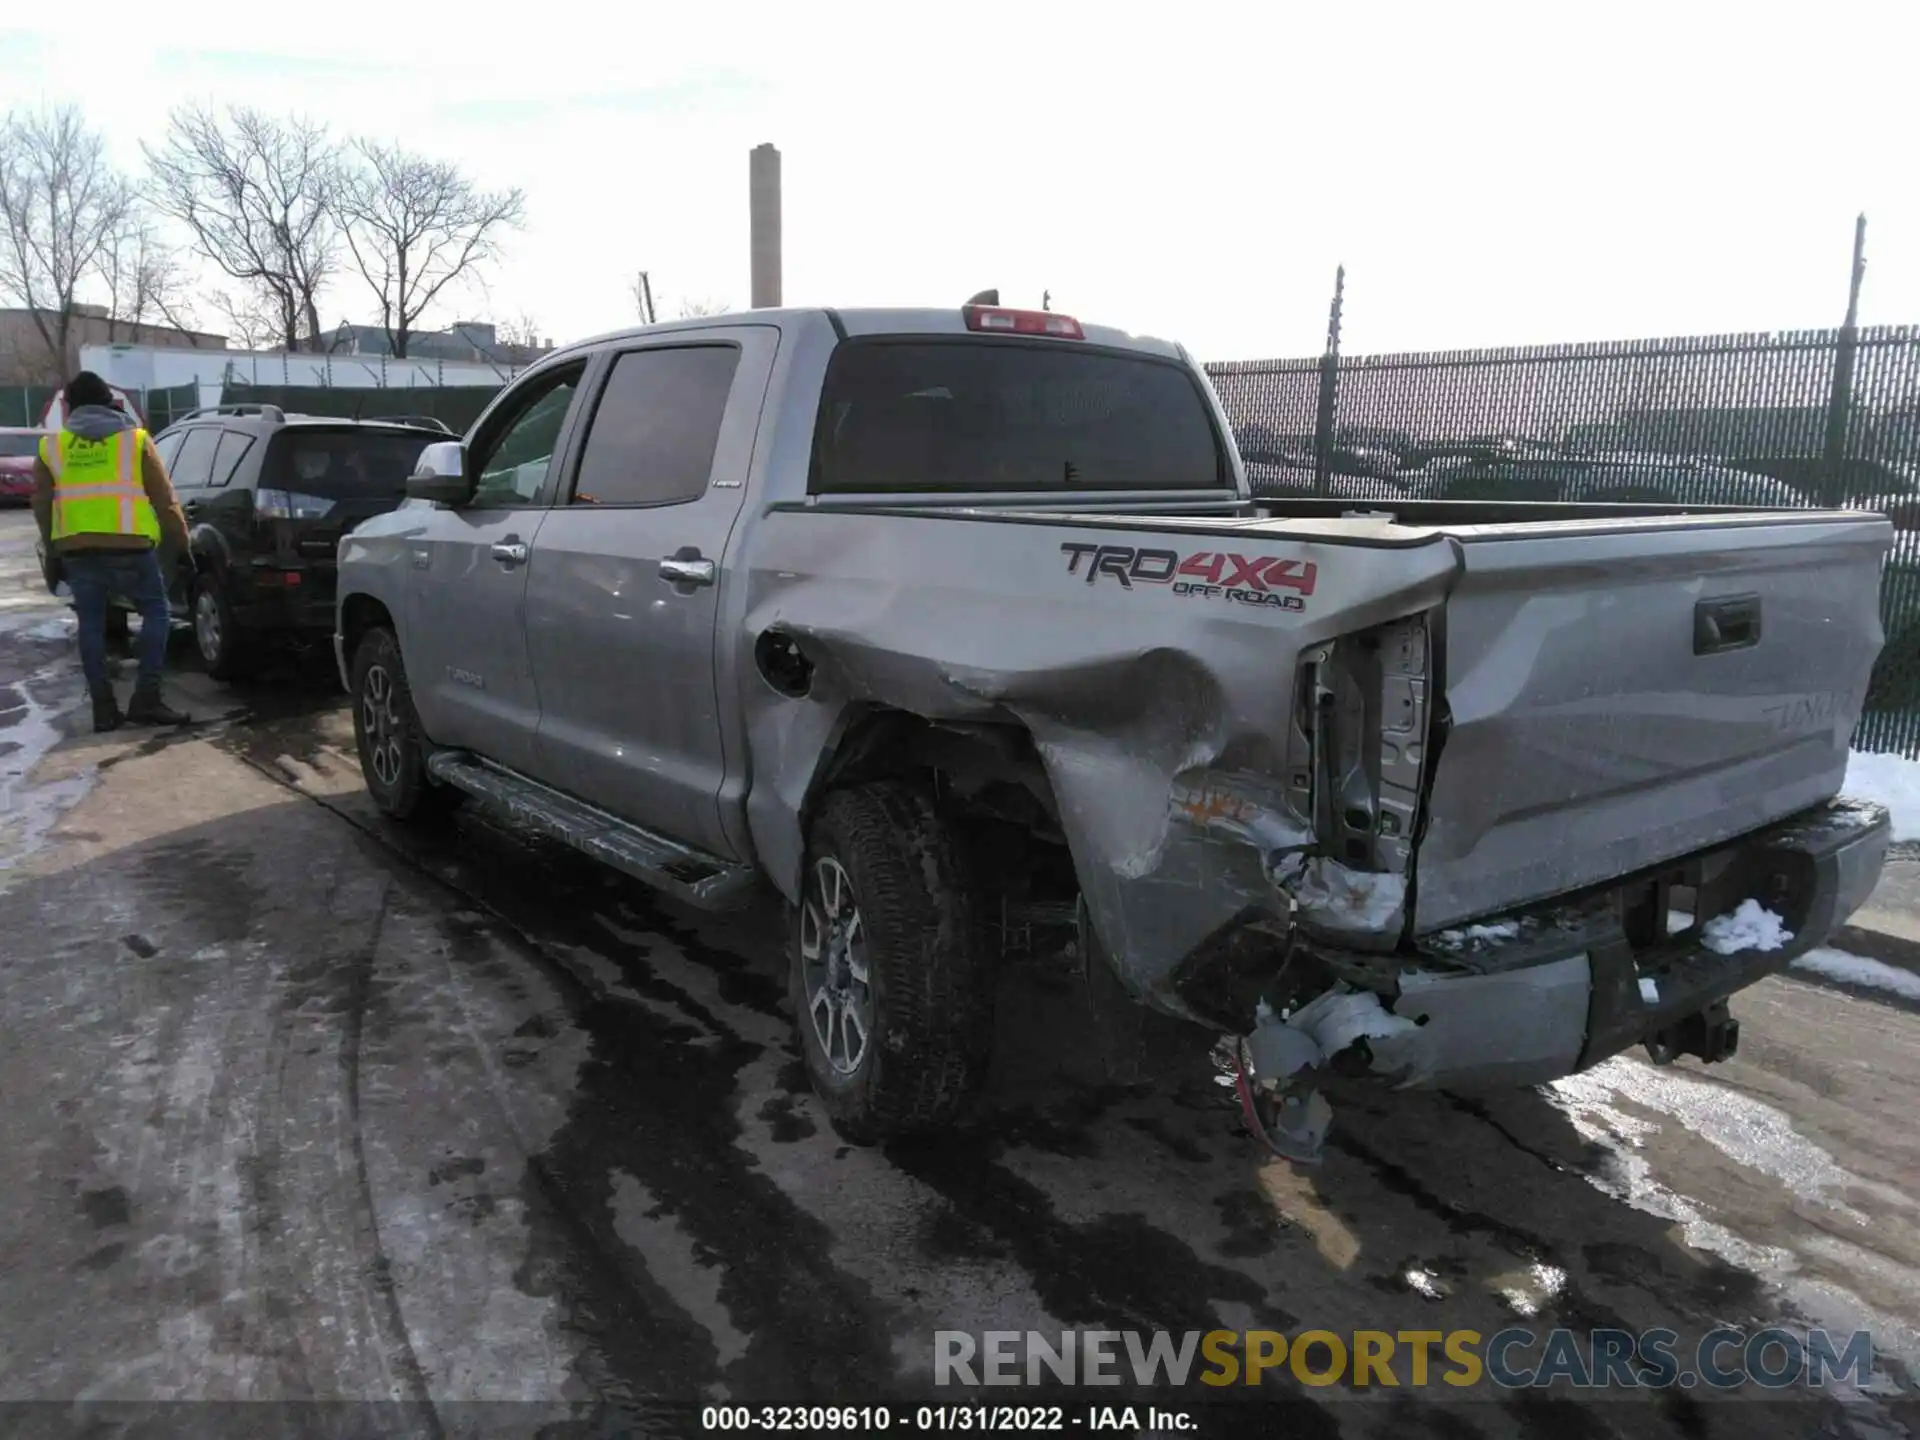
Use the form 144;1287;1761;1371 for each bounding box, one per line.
1645;999;1740;1067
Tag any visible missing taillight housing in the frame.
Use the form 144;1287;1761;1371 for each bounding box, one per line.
1286;614;1434;879
962;305;1085;340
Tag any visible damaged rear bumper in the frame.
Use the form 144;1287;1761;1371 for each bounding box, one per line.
1231;796;1889;1160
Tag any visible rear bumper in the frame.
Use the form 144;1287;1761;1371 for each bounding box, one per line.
1243;796;1891;1095
229;564;338;634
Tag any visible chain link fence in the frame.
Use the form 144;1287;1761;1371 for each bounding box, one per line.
1206;325;1920;758
1;382;210;430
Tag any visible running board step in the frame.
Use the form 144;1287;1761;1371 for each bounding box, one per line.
424;751;760;910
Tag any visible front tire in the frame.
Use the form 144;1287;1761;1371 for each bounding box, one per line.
790;781;993;1142
349;626;461;822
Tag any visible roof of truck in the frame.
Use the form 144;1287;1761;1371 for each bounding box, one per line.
557;306;1190;365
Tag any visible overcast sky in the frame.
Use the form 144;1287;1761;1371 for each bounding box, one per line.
2;3;1912;361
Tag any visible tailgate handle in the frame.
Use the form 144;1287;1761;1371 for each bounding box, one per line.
1694;593;1762;655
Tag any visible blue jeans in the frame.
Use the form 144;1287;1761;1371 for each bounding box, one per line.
63;549;170;693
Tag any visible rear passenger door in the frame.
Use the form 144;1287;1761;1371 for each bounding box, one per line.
164;426;222;611
523;327;777;860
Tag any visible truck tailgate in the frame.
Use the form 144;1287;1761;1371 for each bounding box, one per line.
1413;513;1892;933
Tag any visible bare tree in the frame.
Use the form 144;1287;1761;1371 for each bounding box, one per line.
210;289;283;350
0;105;131;370
336;140;525;359
631;271;656;324
677;297;732;319
498;310;541;349
99;209;204;342
145;106;338;352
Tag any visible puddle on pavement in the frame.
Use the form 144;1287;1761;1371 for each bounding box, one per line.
1548;1056;1920;1378
0;619;94;875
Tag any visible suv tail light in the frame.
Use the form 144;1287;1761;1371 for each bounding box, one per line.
963;305;1084;340
256;488;335;520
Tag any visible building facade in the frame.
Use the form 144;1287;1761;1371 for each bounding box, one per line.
319;319;552;369
0;305;226;386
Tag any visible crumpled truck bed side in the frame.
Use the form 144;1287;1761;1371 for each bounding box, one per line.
730;505;1461;1015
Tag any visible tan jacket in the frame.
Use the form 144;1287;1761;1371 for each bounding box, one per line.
32;429;191;557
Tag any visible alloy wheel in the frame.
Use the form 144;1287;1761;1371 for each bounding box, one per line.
799;856;874;1076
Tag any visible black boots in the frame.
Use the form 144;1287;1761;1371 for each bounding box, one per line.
90;686;123;734
125;678;191;727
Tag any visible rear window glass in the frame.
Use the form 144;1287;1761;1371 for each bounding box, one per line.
0;432;42;458
265;428;432;499
811;340;1227;495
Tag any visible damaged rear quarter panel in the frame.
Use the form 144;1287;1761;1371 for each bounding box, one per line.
735;507;1461;1009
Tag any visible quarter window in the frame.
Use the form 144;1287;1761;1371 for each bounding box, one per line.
209;432;256;488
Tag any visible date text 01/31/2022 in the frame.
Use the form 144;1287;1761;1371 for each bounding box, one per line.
1059;542;1317;613
700;1404;1196;1432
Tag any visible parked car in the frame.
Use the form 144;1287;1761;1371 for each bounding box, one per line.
1729;455;1920;529
335;301;1890;1162
0;427;45;506
1396;447;1810;508
127;405;443;678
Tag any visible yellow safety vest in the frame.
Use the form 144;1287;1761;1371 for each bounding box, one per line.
40;427;162;543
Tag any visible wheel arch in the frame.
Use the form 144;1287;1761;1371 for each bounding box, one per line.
339;592;397;671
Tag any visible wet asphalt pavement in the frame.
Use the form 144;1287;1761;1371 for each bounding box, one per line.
1;509;1918;1439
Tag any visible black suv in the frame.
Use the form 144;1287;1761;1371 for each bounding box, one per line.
135;405;445;678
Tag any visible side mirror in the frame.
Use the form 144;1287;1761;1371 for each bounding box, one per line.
405;440;472;504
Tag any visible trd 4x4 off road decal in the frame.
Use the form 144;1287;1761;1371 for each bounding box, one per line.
1059;542;1316;612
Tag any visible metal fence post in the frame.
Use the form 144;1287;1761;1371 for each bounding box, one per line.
1821;213;1868;508
1312;265;1345;497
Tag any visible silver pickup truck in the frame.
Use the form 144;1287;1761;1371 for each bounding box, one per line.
335;300;1893;1161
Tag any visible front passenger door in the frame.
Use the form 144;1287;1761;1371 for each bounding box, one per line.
403;361;588;777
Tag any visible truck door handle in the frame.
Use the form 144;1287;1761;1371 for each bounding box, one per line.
659;551;716;587
1694;593;1762;655
490;540;529;566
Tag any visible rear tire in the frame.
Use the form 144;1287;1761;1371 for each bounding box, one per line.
192;569;258;681
790;781;993;1142
349;626;463;823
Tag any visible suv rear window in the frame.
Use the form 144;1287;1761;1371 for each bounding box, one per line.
811;339;1227;495
265;428;433;499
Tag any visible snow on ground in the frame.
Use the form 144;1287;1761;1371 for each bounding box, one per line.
1792;947;1920;1002
1701;899;1794;955
1845;748;1920;842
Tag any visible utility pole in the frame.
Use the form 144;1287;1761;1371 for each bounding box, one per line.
635;271;656;325
1821;214;1867;507
1042;290;1051;312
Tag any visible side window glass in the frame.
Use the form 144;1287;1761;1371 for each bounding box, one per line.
209;432;256;488
469;366;585;508
151;431;186;472
571;346;740;507
169;428;220;490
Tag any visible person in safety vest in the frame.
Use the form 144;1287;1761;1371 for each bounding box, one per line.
31;372;193;732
